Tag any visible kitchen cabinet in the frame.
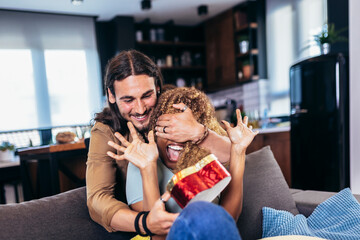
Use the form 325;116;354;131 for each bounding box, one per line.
95;17;206;91
135;21;206;88
204;0;266;91
246;130;291;186
205;10;236;91
233;0;267;83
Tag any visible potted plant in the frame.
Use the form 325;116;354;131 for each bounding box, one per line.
0;141;16;161
314;23;347;54
242;59;252;80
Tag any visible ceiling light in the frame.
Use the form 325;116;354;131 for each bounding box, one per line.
198;5;208;16
141;0;151;10
71;0;83;6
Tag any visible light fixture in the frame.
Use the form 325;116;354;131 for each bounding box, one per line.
71;0;83;6
198;5;208;16
141;0;151;10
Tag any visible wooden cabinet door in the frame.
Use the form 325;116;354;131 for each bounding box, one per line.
247;131;291;187
205;10;236;91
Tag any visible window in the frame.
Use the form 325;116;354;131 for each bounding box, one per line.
45;50;91;126
0;11;102;133
0;49;38;130
266;0;327;117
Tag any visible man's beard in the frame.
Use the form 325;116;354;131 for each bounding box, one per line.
131;109;152;134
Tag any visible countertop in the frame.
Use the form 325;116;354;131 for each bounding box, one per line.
254;126;290;134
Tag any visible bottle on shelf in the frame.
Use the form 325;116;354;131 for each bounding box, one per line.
196;78;203;90
180;51;192;66
193;53;202;66
136;30;143;42
156;28;165;41
166;55;173;67
190;78;196;88
236;35;250;54
150;28;156;42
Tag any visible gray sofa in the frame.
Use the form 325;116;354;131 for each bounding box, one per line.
0;146;359;240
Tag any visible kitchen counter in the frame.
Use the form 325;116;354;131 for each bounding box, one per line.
255;126;290;134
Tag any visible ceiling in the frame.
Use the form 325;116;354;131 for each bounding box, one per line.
0;0;245;25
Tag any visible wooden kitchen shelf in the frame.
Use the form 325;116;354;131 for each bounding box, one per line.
136;41;204;47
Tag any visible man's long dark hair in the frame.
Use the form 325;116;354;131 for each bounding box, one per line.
94;50;163;134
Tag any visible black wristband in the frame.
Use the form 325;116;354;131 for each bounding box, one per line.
134;211;147;237
142;211;155;236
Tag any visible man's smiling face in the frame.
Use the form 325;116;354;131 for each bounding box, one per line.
108;74;159;133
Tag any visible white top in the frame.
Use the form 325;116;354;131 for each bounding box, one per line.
126;158;182;213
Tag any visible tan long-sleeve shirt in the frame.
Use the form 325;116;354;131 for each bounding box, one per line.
86;122;130;232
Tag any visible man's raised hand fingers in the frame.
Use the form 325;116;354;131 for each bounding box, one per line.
106;151;125;161
114;132;130;147
155;131;172;140
157;114;172;122
155;126;169;134
156;119;171;127
127;122;139;140
108;141;126;152
172;103;189;113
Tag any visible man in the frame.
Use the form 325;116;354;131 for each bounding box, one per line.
86;50;231;236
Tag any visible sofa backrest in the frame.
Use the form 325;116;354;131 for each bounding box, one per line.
0;146;297;240
237;146;299;240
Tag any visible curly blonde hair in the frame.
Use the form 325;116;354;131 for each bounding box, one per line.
149;87;227;172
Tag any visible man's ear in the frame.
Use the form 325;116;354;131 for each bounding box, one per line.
156;86;160;95
108;88;116;104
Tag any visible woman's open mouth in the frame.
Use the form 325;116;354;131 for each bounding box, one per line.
166;144;184;162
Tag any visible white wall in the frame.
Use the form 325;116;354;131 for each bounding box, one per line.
349;0;360;194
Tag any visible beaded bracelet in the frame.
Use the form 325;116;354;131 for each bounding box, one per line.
193;125;209;145
134;211;148;237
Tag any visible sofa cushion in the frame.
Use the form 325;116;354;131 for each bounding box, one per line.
0;187;135;240
292;189;360;217
237;146;299;240
262;188;360;239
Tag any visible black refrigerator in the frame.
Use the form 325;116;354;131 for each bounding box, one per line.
289;53;349;192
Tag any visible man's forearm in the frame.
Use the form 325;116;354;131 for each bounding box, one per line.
110;208;138;232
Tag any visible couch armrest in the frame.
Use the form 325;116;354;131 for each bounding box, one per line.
291;188;360;217
0;187;134;240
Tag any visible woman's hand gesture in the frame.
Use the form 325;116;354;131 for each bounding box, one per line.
107;121;159;170
222;109;259;153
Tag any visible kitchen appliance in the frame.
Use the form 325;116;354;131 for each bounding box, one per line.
289;53;349;192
